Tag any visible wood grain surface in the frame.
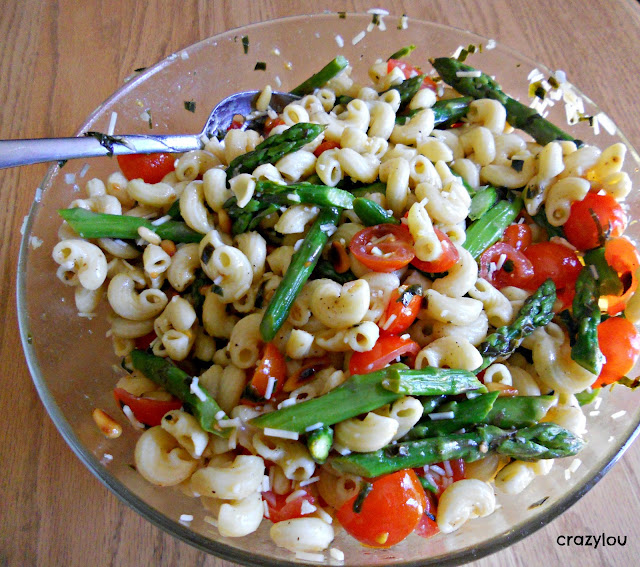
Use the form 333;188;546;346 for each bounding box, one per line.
2;1;640;566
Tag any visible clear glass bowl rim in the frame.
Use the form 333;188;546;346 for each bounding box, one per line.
16;11;640;567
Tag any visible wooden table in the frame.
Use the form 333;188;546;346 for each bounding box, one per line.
2;1;640;565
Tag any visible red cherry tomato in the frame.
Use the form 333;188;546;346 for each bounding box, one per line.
563;192;627;251
429;459;466;496
349;335;420;375
410;228;460;273
113;388;183;427
523;242;582;305
594;317;640;387
336;469;426;548
379;286;423;335
134;331;157;351
479;242;534;289
313;140;341;157
350;224;415;273
502;223;532;251
387;59;438;91
116;153;176;184
243;343;286;403
603;236;640;315
264;117;286;135
263;489;316;523
414;489;439;539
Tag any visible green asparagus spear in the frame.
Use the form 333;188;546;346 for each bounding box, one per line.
432;96;473;127
307;425;334;464
130;350;230;437
571;268;604;375
250;365;407;433
330;423;584;477
58;208;203;243
575;388;601;406
353;197;399;226
485;395;556;428
468;186;498;220
346;181;387;197
226;123;325;178
381;367;485;395
583;247;624;296
405;392;499;438
420;395;448;416
250;364;485;433
476;279;557;371
387;45;416;60
463;196;523;258
395;97;472;127
290;56;349;96
260;207;340;341
381;74;427;110
407;394;556;439
431;57;578;146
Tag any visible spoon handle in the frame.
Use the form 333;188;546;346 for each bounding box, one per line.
0;134;203;169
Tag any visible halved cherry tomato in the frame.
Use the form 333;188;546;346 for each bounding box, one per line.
283;357;330;392
414;489;439;539
387;59;438;92
594;316;640;387
420;459;466;497
350;224;415;273
264;117;285;135
243;343;287;402
563;191;627;251
349;335;420;375
379;286;423;335
313;140;341;157
113;388;183;427
410;228;460;273
263;489;316;523
227;119;244;130
479;242;534;289
134;330;157;351
502;223;532;251
336;469;426;548
603;236;640;315
523;242;582;303
116;152;176;184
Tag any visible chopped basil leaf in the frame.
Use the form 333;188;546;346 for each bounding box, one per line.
83;131;132;157
396;284;423;307
242;35;249;54
254;61;267;71
184;100;196;113
134;66;148;73
511;159;524;172
353;482;373;513
338;11;346;18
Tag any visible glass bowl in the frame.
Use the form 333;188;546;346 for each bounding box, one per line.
17;11;640;567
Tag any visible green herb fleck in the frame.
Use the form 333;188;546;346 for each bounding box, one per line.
212;284;224;297
511;159;524;172
83;131;132;157
371;13;380;26
353;482;373;513
254;61;267;71
338;11;346;19
396;284;423;307
548;76;560;89
242;35;249;54
145;108;153;129
57;160;67;168
502;259;515;273
27;333;33;345
184;100;196;113
528;496;549;510
201;243;215;265
134;67;148;73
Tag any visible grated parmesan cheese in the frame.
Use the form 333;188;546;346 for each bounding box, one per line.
611;410;626;420
352;31;366;45
264;427;299;440
456;70;482;78
190;377;207;402
122;405;145;429
295;551;325;563
305;422;324;432
107;111;118;136
335;34;344;48
428;411;455;421
299;476;320;487
179;514;193;522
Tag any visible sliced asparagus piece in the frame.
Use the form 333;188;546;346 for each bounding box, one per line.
58;208;203;243
130;350;230;437
463;197;523;258
330;423;584;477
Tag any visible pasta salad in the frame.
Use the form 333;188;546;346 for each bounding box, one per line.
52;47;640;559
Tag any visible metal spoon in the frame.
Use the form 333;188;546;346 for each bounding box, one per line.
0;90;300;169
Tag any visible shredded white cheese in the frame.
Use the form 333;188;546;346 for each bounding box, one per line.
300;500;317;515
456;70;482;78
299;476;320;487
189;377;208;402
352;31;366;45
305;422;324;432
295;551;325;563
217;418;242;428
107;111;118;136
264;374;276;401
79;163;90;178
264;427;299;440
335;34;344;48
179;514;193;522
611;410;626;420
122;405;145;429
